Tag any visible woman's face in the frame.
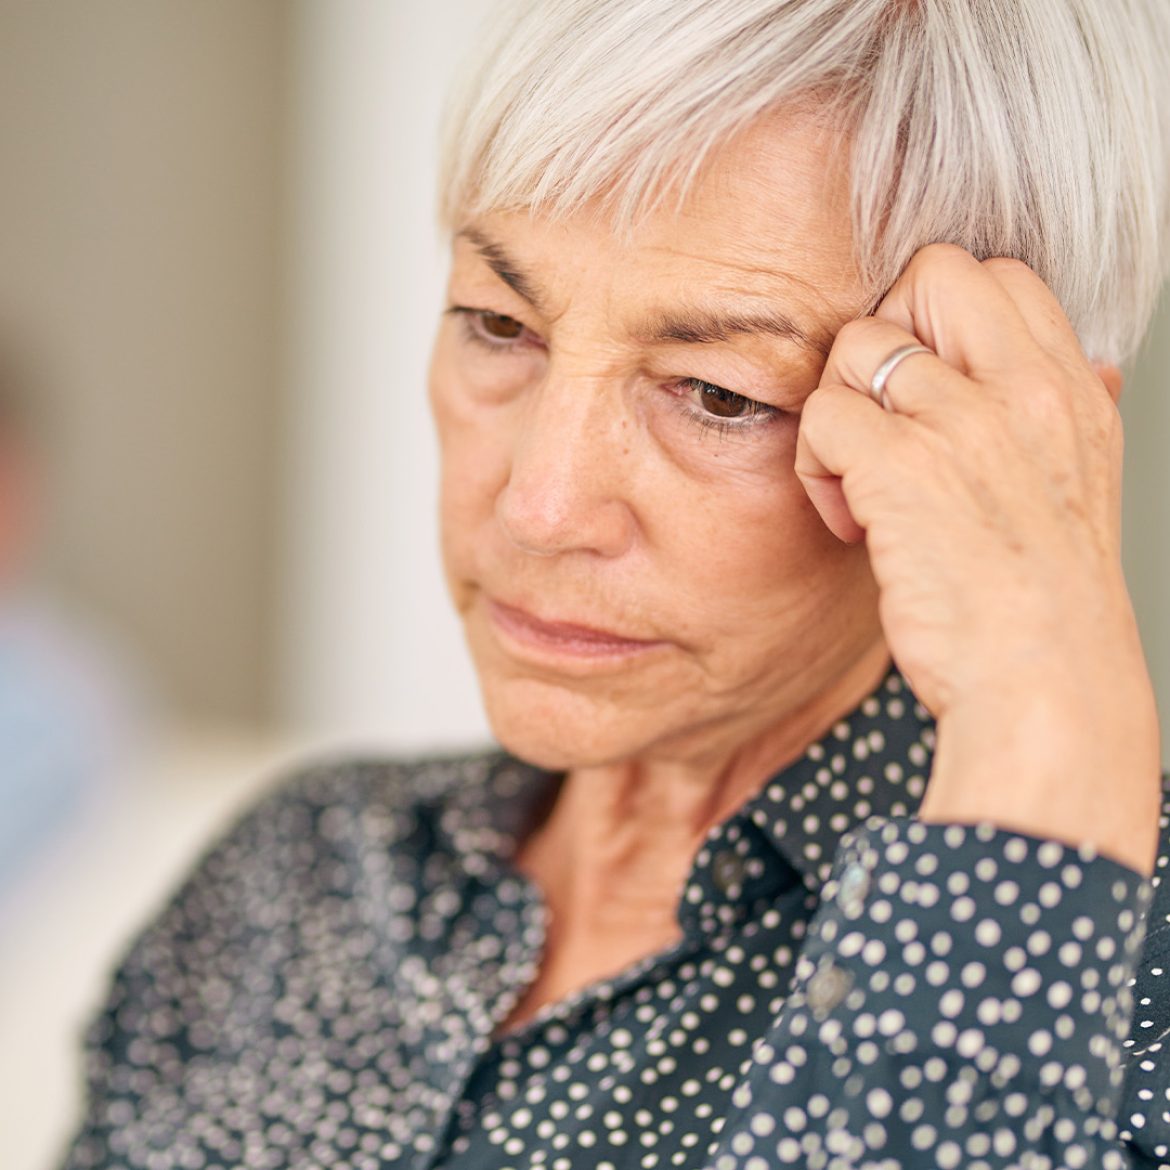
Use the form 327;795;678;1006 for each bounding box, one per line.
429;113;885;771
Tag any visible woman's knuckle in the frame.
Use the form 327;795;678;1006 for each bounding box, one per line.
981;255;1034;281
1017;360;1070;416
799;385;831;430
830;317;875;349
911;242;973;272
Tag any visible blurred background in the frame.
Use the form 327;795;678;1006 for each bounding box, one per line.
0;2;1166;1167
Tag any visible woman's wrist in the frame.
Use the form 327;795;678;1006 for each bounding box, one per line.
918;663;1162;876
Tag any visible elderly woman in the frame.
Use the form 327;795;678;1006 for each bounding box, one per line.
65;0;1170;1167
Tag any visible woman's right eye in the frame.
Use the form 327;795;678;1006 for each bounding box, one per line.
447;307;540;349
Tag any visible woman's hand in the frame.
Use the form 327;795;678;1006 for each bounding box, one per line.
795;244;1161;875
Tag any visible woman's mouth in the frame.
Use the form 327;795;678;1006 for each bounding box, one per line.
485;597;667;661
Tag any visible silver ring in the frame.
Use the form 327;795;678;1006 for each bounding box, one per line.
868;343;933;411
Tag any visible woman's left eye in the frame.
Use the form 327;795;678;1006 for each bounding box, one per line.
677;378;778;433
447;306;541;349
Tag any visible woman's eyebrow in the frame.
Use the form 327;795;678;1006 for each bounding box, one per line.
456;227;546;309
635;305;832;358
456;226;832;358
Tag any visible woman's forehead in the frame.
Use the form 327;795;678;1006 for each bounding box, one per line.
452;223;841;366
451;114;863;337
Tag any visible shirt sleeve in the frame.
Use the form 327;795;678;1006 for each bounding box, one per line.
708;816;1155;1169
57;762;360;1170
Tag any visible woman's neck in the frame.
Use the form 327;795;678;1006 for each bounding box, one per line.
499;639;891;1034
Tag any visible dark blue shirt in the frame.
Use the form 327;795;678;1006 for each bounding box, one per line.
63;669;1170;1168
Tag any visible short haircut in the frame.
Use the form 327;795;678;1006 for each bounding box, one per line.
438;0;1170;364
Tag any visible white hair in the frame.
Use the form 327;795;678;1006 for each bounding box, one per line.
438;0;1170;364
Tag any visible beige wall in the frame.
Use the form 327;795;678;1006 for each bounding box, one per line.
1122;291;1170;764
0;1;289;724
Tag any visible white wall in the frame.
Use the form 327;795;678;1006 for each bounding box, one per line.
281;2;1170;766
279;0;491;750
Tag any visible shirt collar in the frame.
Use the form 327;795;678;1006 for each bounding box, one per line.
736;664;935;894
437;664;936;924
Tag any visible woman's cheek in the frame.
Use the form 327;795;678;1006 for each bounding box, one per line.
434;368;530;506
640;390;803;488
453;333;542;407
431;319;541;420
435;374;533;531
637;395;837;569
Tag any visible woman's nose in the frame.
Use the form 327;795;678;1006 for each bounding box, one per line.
495;373;636;559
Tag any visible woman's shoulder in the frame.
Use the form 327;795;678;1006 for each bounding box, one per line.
258;744;510;814
105;747;519;972
241;744;552;860
68;745;544;1159
183;745;516;887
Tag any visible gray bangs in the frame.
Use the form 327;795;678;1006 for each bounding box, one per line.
439;0;1170;364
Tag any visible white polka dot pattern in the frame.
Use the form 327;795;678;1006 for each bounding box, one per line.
59;669;1170;1169
711;818;1154;1169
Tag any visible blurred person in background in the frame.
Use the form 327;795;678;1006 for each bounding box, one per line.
61;2;1170;1168
0;348;146;900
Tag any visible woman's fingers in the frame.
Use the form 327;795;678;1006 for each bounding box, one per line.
801;295;969;542
978;256;1124;425
872;244;1038;381
878;247;1111;414
819;316;969;419
800;242;1121;565
977;256;1086;358
791;243;1152;872
794;381;903;543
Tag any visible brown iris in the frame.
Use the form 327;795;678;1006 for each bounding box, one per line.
696;381;752;418
479;312;525;340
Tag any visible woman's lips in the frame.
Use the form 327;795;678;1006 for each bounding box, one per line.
486;597;666;659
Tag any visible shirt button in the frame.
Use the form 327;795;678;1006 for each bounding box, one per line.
712;850;747;894
806;963;853;1018
838;861;870;917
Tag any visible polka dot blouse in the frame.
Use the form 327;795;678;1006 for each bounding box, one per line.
63;669;1170;1169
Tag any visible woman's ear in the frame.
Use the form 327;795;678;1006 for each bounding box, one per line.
1092;362;1124;404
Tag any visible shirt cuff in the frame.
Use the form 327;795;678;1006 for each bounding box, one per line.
792;816;1154;1116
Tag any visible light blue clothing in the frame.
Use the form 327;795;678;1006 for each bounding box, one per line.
0;596;142;888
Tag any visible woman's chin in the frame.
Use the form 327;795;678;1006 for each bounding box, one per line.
485;710;626;774
480;678;654;772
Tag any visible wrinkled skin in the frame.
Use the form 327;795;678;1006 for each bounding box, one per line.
428;111;1159;1027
